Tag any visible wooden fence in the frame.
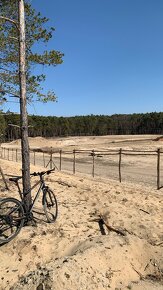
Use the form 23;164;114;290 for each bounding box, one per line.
0;146;163;190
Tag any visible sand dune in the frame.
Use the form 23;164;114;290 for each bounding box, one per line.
3;134;163;151
0;157;163;289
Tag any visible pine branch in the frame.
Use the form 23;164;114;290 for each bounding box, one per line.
0;16;19;31
0;89;20;98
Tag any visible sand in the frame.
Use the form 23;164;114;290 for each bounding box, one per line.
2;135;163;188
3;135;163;151
0;136;163;289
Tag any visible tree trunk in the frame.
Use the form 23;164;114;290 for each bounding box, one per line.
18;0;31;211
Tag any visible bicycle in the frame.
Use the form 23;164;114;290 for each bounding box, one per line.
0;168;58;244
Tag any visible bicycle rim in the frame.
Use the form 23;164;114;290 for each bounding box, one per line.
0;197;24;244
43;189;58;223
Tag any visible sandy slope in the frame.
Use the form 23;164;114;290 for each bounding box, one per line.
0;158;163;290
3;135;163;151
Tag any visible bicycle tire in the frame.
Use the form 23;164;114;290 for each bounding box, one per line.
0;197;24;244
43;188;58;223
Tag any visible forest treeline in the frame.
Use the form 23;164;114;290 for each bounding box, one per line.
0;112;163;141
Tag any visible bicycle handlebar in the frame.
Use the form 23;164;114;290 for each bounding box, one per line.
30;168;55;177
9;168;55;183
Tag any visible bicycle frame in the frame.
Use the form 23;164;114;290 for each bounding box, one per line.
15;175;47;213
0;168;56;244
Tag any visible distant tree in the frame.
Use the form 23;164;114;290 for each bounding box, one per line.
3;112;163;140
0;113;6;140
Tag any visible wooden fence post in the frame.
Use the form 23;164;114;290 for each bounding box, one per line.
119;148;122;183
0;167;9;190
157;148;160;190
16;149;18;162
50;148;53;169
7;148;9;161
92;150;95;177
34;151;36;166
73;149;76;174
45;148;53;169
43;152;45;167
59;150;62;171
12;148;14;161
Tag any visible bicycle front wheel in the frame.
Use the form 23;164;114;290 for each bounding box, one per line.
0;197;24;244
43;188;58;223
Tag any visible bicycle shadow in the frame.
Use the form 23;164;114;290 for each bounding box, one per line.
32;207;49;224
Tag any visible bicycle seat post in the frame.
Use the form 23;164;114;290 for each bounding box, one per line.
18;182;24;201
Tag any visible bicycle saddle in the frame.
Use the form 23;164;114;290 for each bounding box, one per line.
9;176;22;182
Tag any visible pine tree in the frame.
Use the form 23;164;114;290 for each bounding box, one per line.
0;0;63;211
0;0;64;103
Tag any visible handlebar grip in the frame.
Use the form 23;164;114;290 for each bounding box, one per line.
47;168;55;175
30;172;38;176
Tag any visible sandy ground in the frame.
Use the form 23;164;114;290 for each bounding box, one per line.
3;135;163;150
1;135;163;188
0;153;163;289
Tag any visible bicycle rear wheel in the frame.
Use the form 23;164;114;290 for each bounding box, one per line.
0;197;24;244
43;188;58;223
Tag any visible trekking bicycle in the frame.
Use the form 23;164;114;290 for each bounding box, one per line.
0;168;58;244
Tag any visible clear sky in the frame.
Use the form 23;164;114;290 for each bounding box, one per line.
4;0;163;116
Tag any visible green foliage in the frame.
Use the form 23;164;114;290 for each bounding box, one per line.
0;113;6;140
1;112;163;141
0;0;64;103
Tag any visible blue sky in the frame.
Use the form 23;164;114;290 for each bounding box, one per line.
4;0;163;116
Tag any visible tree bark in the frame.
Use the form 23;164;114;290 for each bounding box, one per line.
18;0;31;210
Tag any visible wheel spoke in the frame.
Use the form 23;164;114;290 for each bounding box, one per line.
43;189;58;223
0;198;24;244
